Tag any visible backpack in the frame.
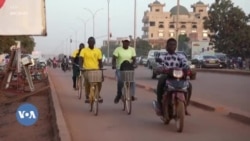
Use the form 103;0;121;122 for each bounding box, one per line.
120;60;134;71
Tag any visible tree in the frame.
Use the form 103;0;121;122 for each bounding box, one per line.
0;36;15;53
135;38;152;56
0;36;35;54
101;41;118;58
152;45;162;50
178;34;190;54
204;0;250;57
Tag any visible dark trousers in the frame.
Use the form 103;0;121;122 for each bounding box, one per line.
72;65;80;87
156;75;192;109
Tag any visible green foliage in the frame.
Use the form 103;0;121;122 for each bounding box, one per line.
178;34;190;54
0;36;35;54
135;38;152;56
204;0;250;57
0;36;15;53
101;37;153;58
152;45;162;50
101;41;118;58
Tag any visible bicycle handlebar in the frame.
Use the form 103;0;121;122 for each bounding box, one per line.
73;63;107;71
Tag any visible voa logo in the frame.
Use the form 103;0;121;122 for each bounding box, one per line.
16;103;39;126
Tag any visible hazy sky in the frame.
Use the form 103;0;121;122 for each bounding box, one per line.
34;0;250;55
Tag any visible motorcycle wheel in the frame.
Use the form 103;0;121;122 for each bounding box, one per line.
175;100;185;132
162;103;170;125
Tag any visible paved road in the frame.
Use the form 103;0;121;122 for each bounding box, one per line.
105;66;250;114
49;68;250;141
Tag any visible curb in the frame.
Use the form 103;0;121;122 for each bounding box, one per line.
104;75;250;126
195;68;250;76
48;76;72;141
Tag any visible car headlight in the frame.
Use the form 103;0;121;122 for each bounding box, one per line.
189;65;195;69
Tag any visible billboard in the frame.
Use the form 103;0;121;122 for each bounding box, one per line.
0;0;47;36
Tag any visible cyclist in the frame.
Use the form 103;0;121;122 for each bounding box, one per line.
79;37;103;103
112;38;137;104
71;43;85;90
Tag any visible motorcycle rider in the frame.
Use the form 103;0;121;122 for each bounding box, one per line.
52;57;57;68
62;55;69;71
154;38;192;115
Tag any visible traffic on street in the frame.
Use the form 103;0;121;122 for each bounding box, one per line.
49;67;250;141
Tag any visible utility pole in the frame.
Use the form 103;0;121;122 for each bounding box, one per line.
134;0;137;51
107;0;110;63
176;0;180;51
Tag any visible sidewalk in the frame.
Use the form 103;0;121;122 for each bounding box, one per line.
48;71;72;141
195;68;250;76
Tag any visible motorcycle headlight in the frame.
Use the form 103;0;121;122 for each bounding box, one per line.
173;69;183;78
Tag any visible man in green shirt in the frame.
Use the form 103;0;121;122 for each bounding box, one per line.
112;38;137;103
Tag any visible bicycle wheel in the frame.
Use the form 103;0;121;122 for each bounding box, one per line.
93;85;99;116
125;82;132;115
122;83;126;111
77;75;82;99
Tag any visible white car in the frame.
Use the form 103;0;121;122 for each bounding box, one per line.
38;57;47;65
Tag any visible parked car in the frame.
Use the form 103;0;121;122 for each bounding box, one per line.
139;56;148;66
215;53;229;68
151;51;197;80
146;50;164;69
191;54;220;68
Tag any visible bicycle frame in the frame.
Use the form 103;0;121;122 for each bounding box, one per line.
123;82;131;100
120;70;134;115
89;82;99;109
74;63;106;116
77;70;83;99
84;69;105;116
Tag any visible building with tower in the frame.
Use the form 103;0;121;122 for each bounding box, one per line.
141;0;209;48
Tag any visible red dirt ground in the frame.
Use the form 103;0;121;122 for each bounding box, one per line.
0;80;59;141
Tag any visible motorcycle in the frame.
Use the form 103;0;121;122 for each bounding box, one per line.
153;67;189;133
61;62;68;72
68;60;72;71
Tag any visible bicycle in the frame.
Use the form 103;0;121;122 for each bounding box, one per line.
74;64;84;99
120;70;134;115
83;68;105;116
76;69;83;99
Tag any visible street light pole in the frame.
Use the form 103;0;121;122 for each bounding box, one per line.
75;31;77;50
78;18;90;43
69;36;72;55
134;0;137;51
176;0;180;51
107;0;110;63
83;8;103;37
84;22;87;43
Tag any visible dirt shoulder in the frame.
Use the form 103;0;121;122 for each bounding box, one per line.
0;80;59;141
